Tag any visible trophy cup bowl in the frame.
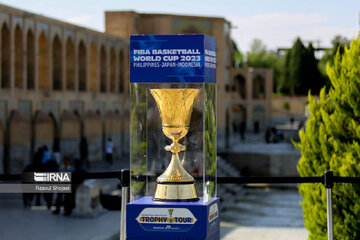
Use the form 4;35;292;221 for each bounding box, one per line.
150;88;200;201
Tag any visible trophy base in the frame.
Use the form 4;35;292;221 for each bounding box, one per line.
153;181;199;202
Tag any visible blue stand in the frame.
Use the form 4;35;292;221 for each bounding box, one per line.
126;197;220;240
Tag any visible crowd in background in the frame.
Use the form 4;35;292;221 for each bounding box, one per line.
21;137;115;216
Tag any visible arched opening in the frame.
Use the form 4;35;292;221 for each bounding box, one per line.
84;111;103;162
234;74;246;99
33;111;56;153
100;45;107;92
119;49;125;93
74;110;84;136
61;110;81;159
38;31;49;90
0;121;3;173
253;104;265;133
78;40;87;91
1;23;10;89
7;111;31;173
14;25;23;89
52;35;62;90
66;37;75;90
105;111;122;159
232;104;247;139
110;47;116;92
89;42;97;92
26;30;35;89
253;74;265;99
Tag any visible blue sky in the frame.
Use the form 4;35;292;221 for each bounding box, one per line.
0;0;359;51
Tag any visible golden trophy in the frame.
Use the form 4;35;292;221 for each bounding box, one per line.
150;88;200;201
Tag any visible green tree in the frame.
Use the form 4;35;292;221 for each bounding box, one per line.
279;38;324;95
306;43;323;93
247;39;273;67
232;39;244;68
289;38;308;94
278;49;291;93
246;38;283;92
296;35;360;240
319;35;350;89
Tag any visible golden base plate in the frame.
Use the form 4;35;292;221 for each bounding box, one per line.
153;182;199;202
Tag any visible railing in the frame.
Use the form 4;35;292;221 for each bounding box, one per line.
1;170;360;240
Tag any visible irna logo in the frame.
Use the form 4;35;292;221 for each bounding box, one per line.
33;172;71;182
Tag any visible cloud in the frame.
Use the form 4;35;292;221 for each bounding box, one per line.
228;12;358;52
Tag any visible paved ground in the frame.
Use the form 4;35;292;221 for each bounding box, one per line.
0;152;308;239
221;224;308;240
221;187;304;227
220;187;308;240
0;193;120;240
0;187;308;240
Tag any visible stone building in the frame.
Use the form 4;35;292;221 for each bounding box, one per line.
231;67;273;132
0;4;130;173
0;5;274;173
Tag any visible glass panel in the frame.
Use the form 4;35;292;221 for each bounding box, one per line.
130;82;216;204
130;83;147;201
204;83;217;202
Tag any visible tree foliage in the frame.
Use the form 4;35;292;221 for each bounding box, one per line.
319;35;350;89
279;38;324;95
232;37;349;96
246;39;283;92
247;39;276;68
295;35;360;240
232;39;244;68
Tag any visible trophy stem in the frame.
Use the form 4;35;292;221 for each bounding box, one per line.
165;139;186;153
157;152;194;182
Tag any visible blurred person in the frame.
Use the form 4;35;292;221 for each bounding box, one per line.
42;145;51;164
298;120;304;130
22;163;35;208
51;138;61;166
105;137;114;165
33;147;44;206
43;152;59;210
80;136;89;168
53;157;72;215
254;121;260;134
63;159;85;216
265;127;271;143
240;121;246;140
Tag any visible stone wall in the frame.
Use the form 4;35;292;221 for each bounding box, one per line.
272;96;308;124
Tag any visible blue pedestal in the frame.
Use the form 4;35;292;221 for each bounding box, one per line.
126;197;220;240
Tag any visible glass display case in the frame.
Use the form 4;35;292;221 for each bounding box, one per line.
129;34;217;204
